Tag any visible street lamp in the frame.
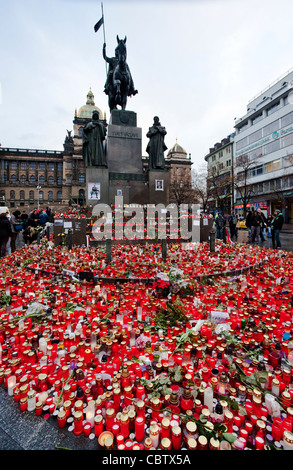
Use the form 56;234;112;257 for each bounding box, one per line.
37;185;41;210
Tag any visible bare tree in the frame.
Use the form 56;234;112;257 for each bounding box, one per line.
234;154;259;217
191;165;211;211
169;168;195;205
205;162;233;214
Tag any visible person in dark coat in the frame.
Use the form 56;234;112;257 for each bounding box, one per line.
271;209;284;249
0;213;12;257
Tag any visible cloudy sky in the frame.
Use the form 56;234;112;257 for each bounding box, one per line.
1;0;293;168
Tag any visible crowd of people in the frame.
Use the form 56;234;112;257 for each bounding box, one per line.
214;207;285;249
245;207;284;249
0;207;52;257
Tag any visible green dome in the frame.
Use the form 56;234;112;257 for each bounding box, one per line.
78;89;103;119
167;140;187;157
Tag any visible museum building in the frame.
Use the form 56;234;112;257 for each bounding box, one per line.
0;89;192;211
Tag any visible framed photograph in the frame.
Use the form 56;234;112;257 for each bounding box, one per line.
88;182;100;200
117;189;122;196
155;179;164;191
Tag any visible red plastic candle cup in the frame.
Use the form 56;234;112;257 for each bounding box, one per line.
84;422;91;437
117;434;124;446
94;414;103;437
255;436;265;450
234;416;241;427
73;410;84;435
135;417;145;442
57;409;67;428
112;423;120;436
245;421;253;435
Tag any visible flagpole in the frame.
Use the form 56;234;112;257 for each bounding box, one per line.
101;2;108;76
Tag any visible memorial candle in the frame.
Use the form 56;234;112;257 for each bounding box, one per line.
135;416;145;442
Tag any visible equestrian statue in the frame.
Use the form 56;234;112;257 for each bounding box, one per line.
103;35;138;113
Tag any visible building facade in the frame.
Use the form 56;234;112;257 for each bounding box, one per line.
204;135;234;214
234;70;293;223
0;89;192;212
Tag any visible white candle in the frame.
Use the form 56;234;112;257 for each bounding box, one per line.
7;375;16;396
86;402;95;427
39;337;47;355
204;387;214;413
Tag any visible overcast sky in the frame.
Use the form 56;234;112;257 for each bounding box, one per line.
1;0;293;169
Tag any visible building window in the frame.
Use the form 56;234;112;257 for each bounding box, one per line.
30;175;37;184
20;190;25;200
57;191;62;200
11;174;17;183
29;190;34;200
10;190;15;200
39;191;44;200
39;175;45;184
248;129;262;145
57;162;63;171
30;162;36;170
20;161;27;170
263;119;279;137
48;191;53;201
20;174;26;183
48;176;54;184
267;101;281;116
251;113;263;125
79;174;85;184
48;162;55;171
39;162;46;170
66;162;72;169
57;176;63;185
11;161;18;170
66;175;71;184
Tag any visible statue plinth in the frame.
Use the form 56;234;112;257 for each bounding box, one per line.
107;110;142;174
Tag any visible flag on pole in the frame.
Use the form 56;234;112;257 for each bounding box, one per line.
94;16;104;33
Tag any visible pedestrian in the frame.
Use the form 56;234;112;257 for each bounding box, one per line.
39;209;49;226
267;214;273;238
0;212;12;257
246;210;252;242
271;209;284;249
27;209;39;228
257;209;267;242
10;210;22;252
250;209;262;243
21;211;28;228
215;211;226;240
228;212;238;240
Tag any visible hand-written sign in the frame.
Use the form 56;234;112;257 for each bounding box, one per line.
210;310;230;323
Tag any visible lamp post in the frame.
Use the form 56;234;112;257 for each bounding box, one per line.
37;185;41;210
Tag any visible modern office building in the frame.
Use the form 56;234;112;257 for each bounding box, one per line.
234;69;293;223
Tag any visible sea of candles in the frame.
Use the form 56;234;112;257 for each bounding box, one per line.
0;238;292;450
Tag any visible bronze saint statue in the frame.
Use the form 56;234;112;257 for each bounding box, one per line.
103;36;137;113
82;111;107;167
146;116;167;170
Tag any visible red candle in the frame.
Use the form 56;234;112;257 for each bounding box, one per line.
84;422;91;437
135;416;145;442
120;413;129;438
94;414;103;437
57;409;67;428
73;410;84;435
255;435;265;450
171;425;182;450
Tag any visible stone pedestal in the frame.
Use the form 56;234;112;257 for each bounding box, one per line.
106;110;142;174
86;166;109;206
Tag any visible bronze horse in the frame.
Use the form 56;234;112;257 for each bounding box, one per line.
104;36;137;113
